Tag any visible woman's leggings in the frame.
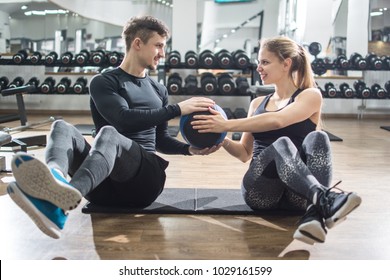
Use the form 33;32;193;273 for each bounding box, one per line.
44;120;167;207
242;131;332;211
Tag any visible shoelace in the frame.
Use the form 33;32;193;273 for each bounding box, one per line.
320;180;346;217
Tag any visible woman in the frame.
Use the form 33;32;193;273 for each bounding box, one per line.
192;36;361;245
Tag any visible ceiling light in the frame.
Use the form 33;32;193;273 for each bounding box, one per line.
370;11;383;16
21;5;28;10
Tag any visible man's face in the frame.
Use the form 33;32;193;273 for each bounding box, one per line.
139;32;167;71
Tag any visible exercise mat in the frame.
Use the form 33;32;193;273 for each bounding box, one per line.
380;126;390;132
323;130;343;141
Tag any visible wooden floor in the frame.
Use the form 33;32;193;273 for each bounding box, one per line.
0;113;389;260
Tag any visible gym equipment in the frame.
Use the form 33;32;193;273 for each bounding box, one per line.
72;77;88;94
371;83;387;99
222;107;234;119
44;51;58;66
232;132;242;141
217;73;235;94
200;72;217;95
335;55;350;69
167;73;182;95
235;76;250;95
167;50;181;67
311;58;327;76
381;56;390;70
0;76;9;91
25;77;40;92
385;80;390;94
184;74;198;95
350;53;367;70
8;77;24;88
232;49;250;69
184;51;198;68
180;104;227;149
308;42;321;57
75;50;90;66
12;49;28;64
199;50;216;68
339;83;355;98
234;108;247;119
353;80;371;99
30;52;43;64
40;77;56;94
106;51;122;66
91;50;106;66
215;49;234;68
324;82;338;98
55;77;72;94
82;187;268;215
60;51;73;66
365;53;383;70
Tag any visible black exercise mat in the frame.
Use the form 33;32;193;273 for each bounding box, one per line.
380;126;390;132
324;130;343;142
75;124;95;135
82;188;258;215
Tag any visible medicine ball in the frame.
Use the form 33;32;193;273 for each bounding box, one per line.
180;104;227;149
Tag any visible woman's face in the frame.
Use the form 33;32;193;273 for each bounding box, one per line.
256;48;286;85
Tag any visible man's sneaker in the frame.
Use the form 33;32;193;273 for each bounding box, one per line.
293;204;327;245
7;181;67;239
313;181;362;229
11;152;82;211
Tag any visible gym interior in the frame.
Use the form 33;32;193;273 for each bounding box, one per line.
0;0;389;262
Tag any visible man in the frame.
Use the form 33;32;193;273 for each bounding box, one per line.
7;15;218;239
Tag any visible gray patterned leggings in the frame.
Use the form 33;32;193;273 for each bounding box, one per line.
242;131;332;211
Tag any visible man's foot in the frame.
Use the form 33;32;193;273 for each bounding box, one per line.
11;152;82;211
293;204;327;245
313;181;362;229
7;181;67;239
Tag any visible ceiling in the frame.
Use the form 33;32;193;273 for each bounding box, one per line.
0;0;64;19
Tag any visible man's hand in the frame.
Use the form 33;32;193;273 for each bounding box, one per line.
178;97;215;116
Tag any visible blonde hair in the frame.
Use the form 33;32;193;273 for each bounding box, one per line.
259;36;316;89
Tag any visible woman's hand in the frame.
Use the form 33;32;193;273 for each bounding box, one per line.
191;107;228;133
188;142;223;155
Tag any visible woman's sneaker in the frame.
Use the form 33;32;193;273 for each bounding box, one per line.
293;204;327;245
313;181;362;229
11;152;82;211
7;181;67;239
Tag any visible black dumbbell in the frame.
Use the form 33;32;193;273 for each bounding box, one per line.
232;49;250;69
199;50;216;68
56;77;72;94
365;53;382;70
30;52;43;64
184;51;198;68
72;77;88;94
0;76;9;91
350;53;367;70
167;73;182;95
25;77;40;88
45;51;58;66
106;51;122;66
40;77;56;94
233;108;247;119
218;73;236;94
200;72;217;95
385;80;390;96
308;42;322;57
353;80;371;98
167;50;181;67
8;77;24;88
222;108;234;119
324;82;338;98
91;50;106;65
335;55;350;69
60;51;73;66
311;58;327;76
235;76;249;95
380;56;390;70
12;49;28;64
371;83;387;99
75;50;90;66
232;132;242;141
215;49;233;68
339;83;355;98
184;74;198;95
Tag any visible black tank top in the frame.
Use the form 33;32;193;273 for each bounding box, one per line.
252;89;316;157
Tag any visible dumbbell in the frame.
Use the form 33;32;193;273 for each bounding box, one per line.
40;77;56;94
353;80;371;98
91;50;106;66
235;76;249;95
8;77;25;88
232;49;250;69
199;50;216;68
0;76;9;91
324;82;338;98
311;58;327;76
200;72;217;95
45;51;58;66
25;77;40;88
56;77;72;94
350;53;367;70
339;83;355;98
371;83;387;99
308;42;322;57
60;52;73;66
233;108;247;119
365;53;382;70
12;49;28;64
335;55;350;69
167;50;181;67
217;73;236;94
215;49;234;68
30;52;43;64
380;56;390;70
232;132;242;141
75;50;90;66
184;51;198;68
222;108;234;119
106;51;122;66
184;75;198;95
72;77;88;94
167;73;182;95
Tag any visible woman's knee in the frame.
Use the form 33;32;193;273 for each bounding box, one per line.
305;130;329;144
95;126;119;143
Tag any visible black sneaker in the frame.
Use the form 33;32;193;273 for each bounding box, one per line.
313;181;362;229
293;204;327;245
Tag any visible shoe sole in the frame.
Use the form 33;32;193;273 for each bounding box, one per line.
326;192;361;228
7;182;61;239
293;219;326;245
11;152;82;211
